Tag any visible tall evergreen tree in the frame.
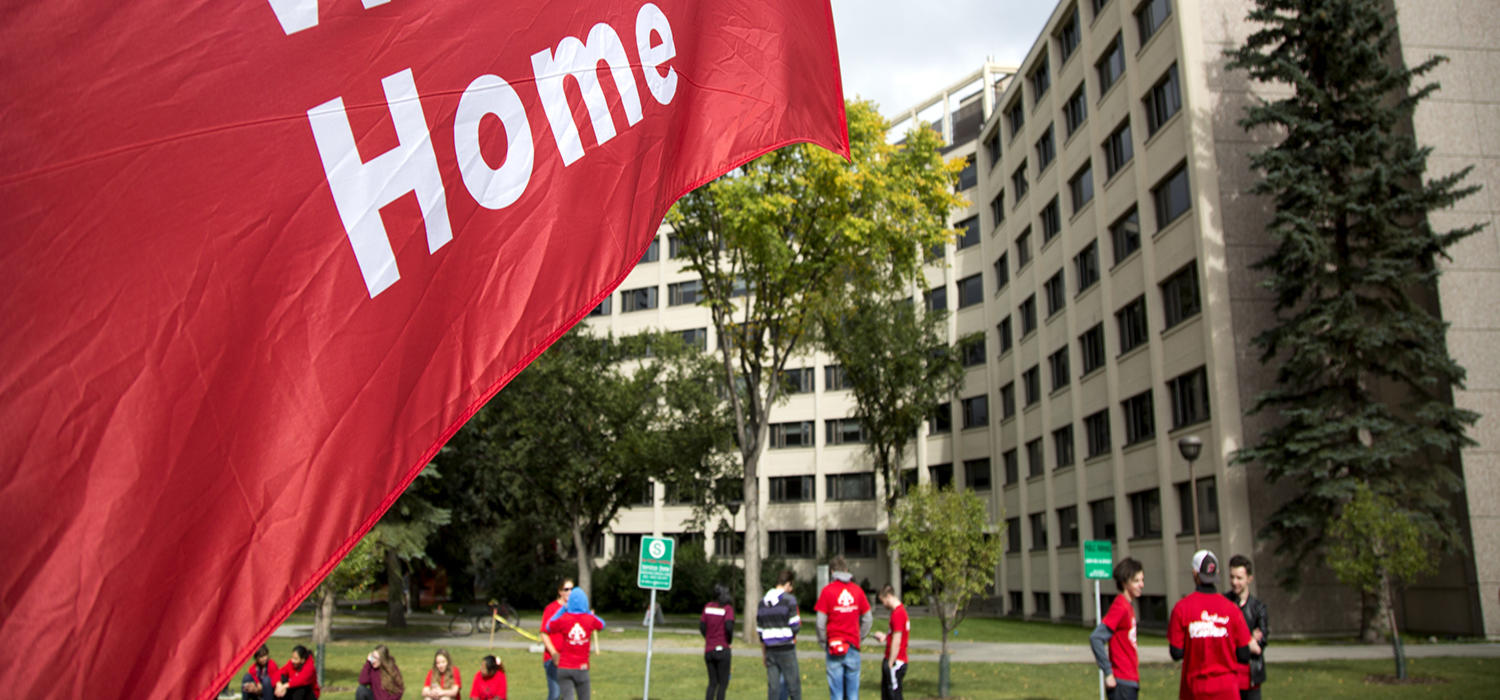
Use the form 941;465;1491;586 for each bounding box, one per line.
1226;0;1482;595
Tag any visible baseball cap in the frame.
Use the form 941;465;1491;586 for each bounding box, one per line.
1192;549;1218;584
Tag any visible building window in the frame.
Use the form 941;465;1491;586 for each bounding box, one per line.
768;475;814;502
1057;505;1080;547
668;279;702;306
1027;438;1044;477
614;533;643;559
1079;323;1106;375
1000;381;1016;419
827;473;876;501
824;364;852;391
998;316;1014;354
956;216;980;250
1167;365;1211;429
928;401;952;434
1049;345;1071;391
994;253;1010;292
1023;365;1042;406
1016;227;1033;268
637;238;660;264
769;421;814;449
984;129;1002;167
1034;591;1053;616
925;285;947;312
676;328;709;351
1063;85;1088;137
1036;125;1056;171
958;273;985;309
589;297;612;316
1121;389;1156;445
1030;512;1049;551
1054;424;1076;469
1006;516;1022;553
1041;196;1062;242
1104;119;1134;179
1097;33;1125;96
990;193;1006;228
964;458;992;491
1136;0;1173;46
1057;6;1081;64
929;462;954;488
1116;294;1149;353
621;286;658;312
1070;161;1095;214
956;154;977;191
1075;240;1101;293
1030;54;1051;104
962;394;989;429
1176;476;1220;534
1109;206;1141;264
1063;592;1084;619
1007;98;1025;139
1085;409;1112;457
1160;261;1201;329
1091;0;1112;16
962;336;987;367
1144;64;1182;136
1020;294;1038;335
1012;161;1029;201
826;529;878;558
1004;449;1020;485
1045;270;1067;317
825;418;868;446
1129;488;1162;539
667;234;687;259
1091;497;1117;540
781;367;814;394
713;529;744;557
768;530;815;558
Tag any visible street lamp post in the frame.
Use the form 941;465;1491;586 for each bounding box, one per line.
1178;436;1203;551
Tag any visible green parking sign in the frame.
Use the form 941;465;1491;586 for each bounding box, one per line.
637;536;675;590
1084;540;1113;580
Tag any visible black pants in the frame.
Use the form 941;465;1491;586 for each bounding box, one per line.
1106;683;1139;700
705;648;732;700
354;687;374;700
1240;688;1262;700
879;661;906;700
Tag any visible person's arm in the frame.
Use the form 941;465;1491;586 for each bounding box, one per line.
1167;604;1185;662
887;629;903;667
446;670;463;699
815;611;829;645
1089;623;1114;677
700;611;708;637
859;609;873;639
1255;599;1269;650
359;661;376;686
542;618;561;658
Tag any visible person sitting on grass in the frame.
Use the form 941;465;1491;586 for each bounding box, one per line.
470;655;507;700
357;644;405;700
241;645;277;700
273;645;319;700
423;648;462;699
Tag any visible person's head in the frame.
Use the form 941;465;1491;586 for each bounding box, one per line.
372;644;396;667
557;578;575;602
714;583;733;607
777;568;796;591
1113;557;1145;598
879;584;901;608
482;655;503;677
253;645;270;666
564;586;592;613
1228;554;1254;596
432;648;452;675
290;645;311;668
1192;549;1219;588
829;555;849;574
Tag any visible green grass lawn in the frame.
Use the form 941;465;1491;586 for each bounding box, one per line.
246;637;1500;700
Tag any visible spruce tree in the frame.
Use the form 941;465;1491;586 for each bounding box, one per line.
1226;0;1482;591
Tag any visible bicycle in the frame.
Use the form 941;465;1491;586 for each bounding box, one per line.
448;600;521;636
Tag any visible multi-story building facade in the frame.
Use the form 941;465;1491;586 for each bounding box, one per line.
584;0;1498;637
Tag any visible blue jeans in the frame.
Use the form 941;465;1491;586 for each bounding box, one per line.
544;659;560;700
826;646;861;700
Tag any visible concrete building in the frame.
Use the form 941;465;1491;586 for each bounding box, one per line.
583;0;1498;637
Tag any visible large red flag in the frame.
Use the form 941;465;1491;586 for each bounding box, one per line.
0;1;846;697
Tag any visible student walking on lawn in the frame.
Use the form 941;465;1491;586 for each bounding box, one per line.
1091;558;1144;700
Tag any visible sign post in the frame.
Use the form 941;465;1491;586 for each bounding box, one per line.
1084;540;1114;700
637;536;675;700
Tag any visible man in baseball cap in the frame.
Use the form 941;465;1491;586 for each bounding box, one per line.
1167;550;1252;699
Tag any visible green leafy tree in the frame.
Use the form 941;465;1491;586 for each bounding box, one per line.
1226;0;1481;616
819;296;972;595
482;328;730;597
1327;484;1437;679
369;464;452;628
309;535;381;686
668;99;964;638
888;484;1002;698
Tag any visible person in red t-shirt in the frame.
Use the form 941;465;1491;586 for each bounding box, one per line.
274;645;319;700
872;585;909;700
814;556;872;700
541;579;573;700
469;655;507;700
241;645;279;700
1090;558;1144;700
1169;550;1251;700
422;649;461;699
545;587;607;700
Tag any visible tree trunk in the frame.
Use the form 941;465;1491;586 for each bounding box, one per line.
313;586;335;647
938;612;951;698
887;544;902;599
1382;574;1408;680
385;548;406;628
572;523;594;599
1360;588;1381;643
742;446;763;643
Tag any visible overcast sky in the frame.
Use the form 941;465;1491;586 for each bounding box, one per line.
829;0;1055;118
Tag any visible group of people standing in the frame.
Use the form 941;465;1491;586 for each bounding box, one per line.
1091;549;1270;700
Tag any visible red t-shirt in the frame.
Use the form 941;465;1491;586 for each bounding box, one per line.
280;658;318;696
425;667;462;694
815;580;871;649
470;669;507;699
541;600;563;662
546;612;605;669
1168;591;1250;700
1101;594;1139;683
885;604;910;663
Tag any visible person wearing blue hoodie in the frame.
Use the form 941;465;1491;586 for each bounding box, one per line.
544;588;606;700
